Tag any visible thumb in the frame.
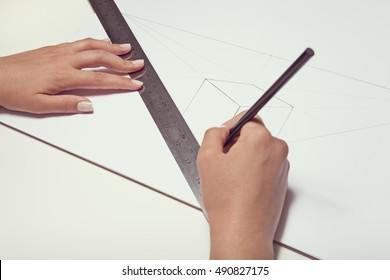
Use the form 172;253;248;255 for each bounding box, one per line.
33;94;93;114
199;125;230;154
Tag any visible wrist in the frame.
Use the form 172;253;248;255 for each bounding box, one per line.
209;216;274;259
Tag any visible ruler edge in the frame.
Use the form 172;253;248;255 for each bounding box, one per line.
88;0;204;208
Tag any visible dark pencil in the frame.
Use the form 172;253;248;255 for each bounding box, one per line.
224;47;315;147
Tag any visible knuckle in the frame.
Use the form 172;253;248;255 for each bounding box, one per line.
75;38;96;49
276;138;289;158
259;127;272;141
92;49;109;60
197;147;214;164
243;123;272;144
203;127;219;139
252;114;263;123
83;37;96;45
121;58;130;69
48;69;70;90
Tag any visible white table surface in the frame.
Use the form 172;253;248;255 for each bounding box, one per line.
0;0;309;260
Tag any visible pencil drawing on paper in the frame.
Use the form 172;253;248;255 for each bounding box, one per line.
124;14;390;144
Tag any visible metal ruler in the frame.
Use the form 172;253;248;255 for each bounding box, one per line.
88;0;203;209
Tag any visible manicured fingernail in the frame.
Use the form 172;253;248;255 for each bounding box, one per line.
132;59;144;66
120;43;131;49
77;101;93;112
132;79;144;87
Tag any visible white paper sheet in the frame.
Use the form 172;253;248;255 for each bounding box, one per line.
1;0;390;259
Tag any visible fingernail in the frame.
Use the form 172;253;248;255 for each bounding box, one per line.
102;38;111;42
119;43;131;49
219;124;228;128
132;59;144;66
77;101;93;112
132;79;144;87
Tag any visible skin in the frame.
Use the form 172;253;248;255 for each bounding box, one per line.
1;39;290;259
197;113;289;259
0;38;144;114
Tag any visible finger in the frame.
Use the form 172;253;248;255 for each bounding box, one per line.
69;38;132;55
199;125;230;155
240;117;268;136
223;111;265;129
29;94;93;114
70;50;144;72
221;112;267;149
274;137;289;159
65;70;143;90
251;114;266;127
222;111;246;128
